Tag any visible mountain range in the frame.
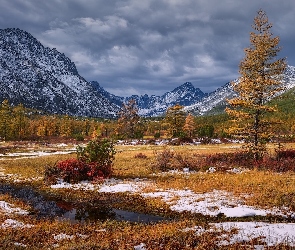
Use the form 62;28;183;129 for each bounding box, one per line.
1;28;295;118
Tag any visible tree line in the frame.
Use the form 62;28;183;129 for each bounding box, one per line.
0;10;293;161
0;98;230;141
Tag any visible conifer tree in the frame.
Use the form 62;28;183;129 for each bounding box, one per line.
12;104;29;140
226;9;286;159
164;104;186;137
183;113;196;138
116;99;140;139
0;100;12;140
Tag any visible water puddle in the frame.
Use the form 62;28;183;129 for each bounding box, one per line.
0;184;167;223
56;200;166;223
113;209;166;223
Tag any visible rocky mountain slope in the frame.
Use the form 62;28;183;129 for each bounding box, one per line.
184;65;295;115
90;81;206;116
0;28;119;117
1;28;295;118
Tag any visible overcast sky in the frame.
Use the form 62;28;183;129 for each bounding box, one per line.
0;0;294;96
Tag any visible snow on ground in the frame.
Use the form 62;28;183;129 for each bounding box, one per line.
0;201;29;215
53;233;74;241
142;189;289;218
0;143;77;160
187;222;295;247
51;178;150;193
0;199;34;230
1;175;295;247
134;243;147;250
0;149;75;159
51;179;295;246
1;219;33;229
51;179;294;219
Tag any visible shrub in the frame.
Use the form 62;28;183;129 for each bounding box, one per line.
276;149;295;159
197;150;295;173
76;138;116;179
74;134;84;141
151;147;175;171
174;153;196;169
44;164;60;185
134;153;148;159
201;151;252;167
44;138;116;184
154;132;161;139
56;158;88;183
77;138;116;166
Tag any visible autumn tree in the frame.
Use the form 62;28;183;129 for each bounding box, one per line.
226;9;286;159
164;104;186;137
116;99;141;139
0;100;12;140
11;104;29;140
183;113;196;138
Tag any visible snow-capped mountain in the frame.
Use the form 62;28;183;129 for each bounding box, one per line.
1;28;295;118
0;28;119;117
91;81;206;116
185;65;295;115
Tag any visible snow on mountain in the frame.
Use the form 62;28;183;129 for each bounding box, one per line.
1;28;294;118
185;65;295;115
91;81;206;117
0;28;119;117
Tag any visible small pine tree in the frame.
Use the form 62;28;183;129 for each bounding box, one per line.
226;9;286;159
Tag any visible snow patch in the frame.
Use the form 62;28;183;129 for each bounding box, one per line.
187;222;295;247
0;201;29;215
1;219;33;229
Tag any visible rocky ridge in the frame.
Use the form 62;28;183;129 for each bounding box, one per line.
1;28;295;118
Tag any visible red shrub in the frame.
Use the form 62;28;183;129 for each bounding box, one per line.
56;158;89;183
87;162;112;181
277;149;295;159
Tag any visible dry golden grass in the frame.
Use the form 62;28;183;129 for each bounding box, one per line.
1;143;295;210
1;142;295;248
0;153;75;185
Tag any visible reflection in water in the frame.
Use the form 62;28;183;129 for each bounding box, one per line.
0;183;167;224
57;201;166;224
114;209;166;223
57;201;116;222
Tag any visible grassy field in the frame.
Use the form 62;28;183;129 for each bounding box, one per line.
0;142;295;249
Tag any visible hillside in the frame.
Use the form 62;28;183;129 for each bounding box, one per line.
0;28;119;118
1;28;295;118
185;65;295;116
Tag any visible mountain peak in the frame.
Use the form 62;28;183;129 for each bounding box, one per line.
0;28;119;117
180;82;194;88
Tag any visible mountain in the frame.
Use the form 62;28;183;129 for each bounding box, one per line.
1;28;295;118
91;81;206;117
184;65;295;115
0;28;119;117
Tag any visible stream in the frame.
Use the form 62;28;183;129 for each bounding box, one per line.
0;183;166;224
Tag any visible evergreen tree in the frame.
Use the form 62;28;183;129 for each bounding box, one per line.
226;9;286;159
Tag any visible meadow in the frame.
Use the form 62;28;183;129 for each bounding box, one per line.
1;141;295;249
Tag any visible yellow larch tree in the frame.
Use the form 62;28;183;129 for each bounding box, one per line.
226;9;286;159
183;113;196;138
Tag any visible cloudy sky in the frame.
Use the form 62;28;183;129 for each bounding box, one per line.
0;0;294;96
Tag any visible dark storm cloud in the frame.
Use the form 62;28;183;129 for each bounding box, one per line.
0;0;294;96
